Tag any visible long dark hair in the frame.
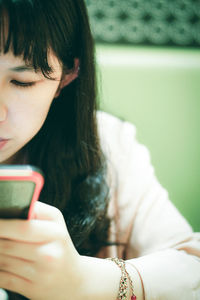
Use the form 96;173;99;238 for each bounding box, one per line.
0;0;111;256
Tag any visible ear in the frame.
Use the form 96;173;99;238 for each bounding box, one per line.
54;58;79;98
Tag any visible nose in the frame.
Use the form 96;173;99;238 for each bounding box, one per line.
0;103;7;122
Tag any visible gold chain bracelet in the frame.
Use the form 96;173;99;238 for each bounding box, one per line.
107;258;137;300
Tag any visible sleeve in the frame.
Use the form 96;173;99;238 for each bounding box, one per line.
98;111;200;300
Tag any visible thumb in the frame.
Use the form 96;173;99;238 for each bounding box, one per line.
33;201;77;253
33;201;66;227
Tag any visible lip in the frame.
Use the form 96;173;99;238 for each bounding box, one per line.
0;138;9;150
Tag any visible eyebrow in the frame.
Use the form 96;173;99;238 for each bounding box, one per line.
9;65;36;73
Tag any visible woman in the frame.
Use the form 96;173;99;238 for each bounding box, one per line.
0;0;199;299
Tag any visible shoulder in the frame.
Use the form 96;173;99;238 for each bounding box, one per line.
96;110;154;210
96;111;157;248
96;110;137;157
96;110;151;174
96;110;137;139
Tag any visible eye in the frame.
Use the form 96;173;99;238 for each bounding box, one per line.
10;80;36;88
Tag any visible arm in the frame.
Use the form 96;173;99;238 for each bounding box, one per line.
98;112;200;300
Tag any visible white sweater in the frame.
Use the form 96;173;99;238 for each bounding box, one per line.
96;111;200;300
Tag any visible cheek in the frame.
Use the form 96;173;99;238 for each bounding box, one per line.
7;78;60;141
10;93;55;139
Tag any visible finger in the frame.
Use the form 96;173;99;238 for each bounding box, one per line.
0;269;32;298
0;219;67;243
33;201;66;226
32;202;69;240
0;254;35;282
0;239;38;262
0;239;68;265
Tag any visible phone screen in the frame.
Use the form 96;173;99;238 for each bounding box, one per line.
0;165;44;219
0;180;36;219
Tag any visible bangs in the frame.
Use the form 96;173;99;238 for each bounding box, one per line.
0;0;75;78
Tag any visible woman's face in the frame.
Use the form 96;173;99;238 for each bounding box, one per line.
0;51;64;164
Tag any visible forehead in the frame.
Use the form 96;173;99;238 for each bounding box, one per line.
0;50;62;75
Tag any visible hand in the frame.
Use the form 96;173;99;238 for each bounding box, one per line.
0;202;83;300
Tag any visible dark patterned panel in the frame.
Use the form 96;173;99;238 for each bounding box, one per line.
85;0;200;47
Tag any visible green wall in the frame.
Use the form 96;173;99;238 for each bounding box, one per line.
96;44;200;231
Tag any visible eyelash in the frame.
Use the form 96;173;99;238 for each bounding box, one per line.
11;80;36;88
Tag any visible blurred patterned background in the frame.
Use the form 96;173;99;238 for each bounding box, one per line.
86;0;200;47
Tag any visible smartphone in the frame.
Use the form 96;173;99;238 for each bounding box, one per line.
0;165;44;219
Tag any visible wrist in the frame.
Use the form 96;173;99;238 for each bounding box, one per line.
79;255;121;300
78;256;144;300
